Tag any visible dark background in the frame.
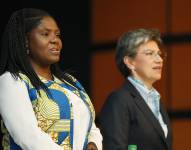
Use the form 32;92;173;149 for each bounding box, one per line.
0;0;92;91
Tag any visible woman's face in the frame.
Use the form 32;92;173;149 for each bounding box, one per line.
28;16;62;68
125;40;164;87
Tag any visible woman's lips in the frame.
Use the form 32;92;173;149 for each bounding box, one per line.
49;48;60;55
152;66;162;72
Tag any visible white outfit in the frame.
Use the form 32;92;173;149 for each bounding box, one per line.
0;72;102;150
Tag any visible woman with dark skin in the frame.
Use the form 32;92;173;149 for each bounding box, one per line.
0;8;102;150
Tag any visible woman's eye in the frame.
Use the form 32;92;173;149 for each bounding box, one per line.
41;32;49;36
145;52;153;56
56;33;61;37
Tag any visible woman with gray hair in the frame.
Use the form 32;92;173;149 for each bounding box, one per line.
99;28;172;150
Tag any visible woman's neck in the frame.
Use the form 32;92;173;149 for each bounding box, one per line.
30;62;53;80
131;75;153;90
37;69;53;80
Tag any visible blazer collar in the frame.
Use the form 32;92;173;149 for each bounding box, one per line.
123;79;171;149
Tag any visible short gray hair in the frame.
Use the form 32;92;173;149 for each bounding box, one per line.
115;28;162;77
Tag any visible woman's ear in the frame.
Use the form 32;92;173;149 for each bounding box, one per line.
123;56;135;71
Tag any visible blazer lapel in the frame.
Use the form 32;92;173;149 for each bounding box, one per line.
160;102;172;150
123;80;168;146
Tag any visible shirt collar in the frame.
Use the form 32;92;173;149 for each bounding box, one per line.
128;76;160;98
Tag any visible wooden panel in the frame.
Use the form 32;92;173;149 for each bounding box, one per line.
172;119;191;150
91;50;123;113
171;44;191;109
91;50;169;114
92;0;166;43
171;0;191;33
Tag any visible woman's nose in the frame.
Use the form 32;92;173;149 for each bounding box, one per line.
50;36;58;43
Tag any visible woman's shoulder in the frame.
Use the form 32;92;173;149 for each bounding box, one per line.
0;72;24;88
0;72;29;82
0;72;18;82
0;71;12;79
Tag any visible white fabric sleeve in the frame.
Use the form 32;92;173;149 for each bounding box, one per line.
88;122;103;150
0;72;63;150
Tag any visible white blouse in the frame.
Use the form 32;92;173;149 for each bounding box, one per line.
0;72;102;150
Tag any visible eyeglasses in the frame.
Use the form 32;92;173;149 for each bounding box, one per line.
139;49;167;59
